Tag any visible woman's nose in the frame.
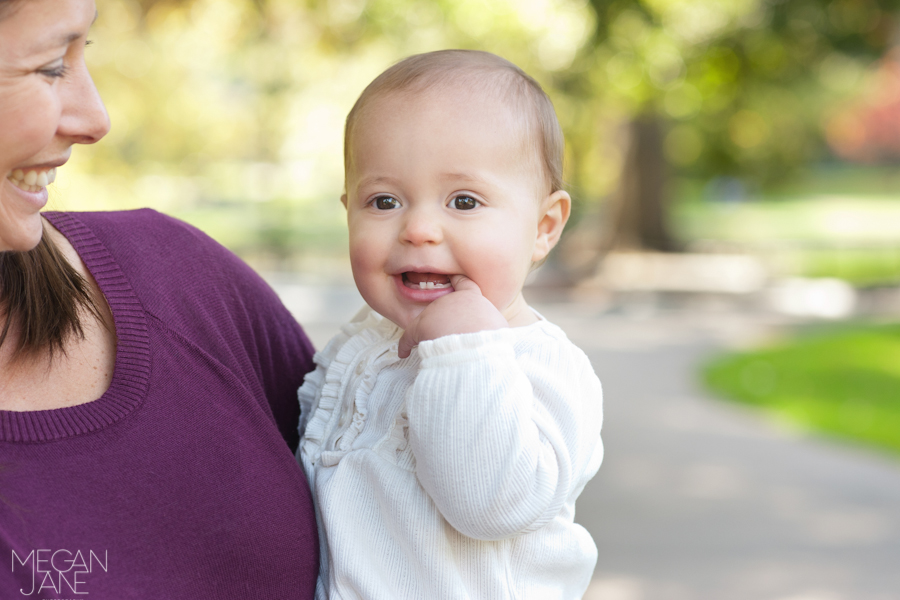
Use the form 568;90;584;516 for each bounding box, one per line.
58;60;110;145
400;206;443;246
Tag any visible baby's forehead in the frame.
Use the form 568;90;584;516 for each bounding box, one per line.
344;62;558;194
357;82;538;154
376;70;525;113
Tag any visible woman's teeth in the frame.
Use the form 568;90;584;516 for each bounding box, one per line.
7;167;57;193
417;281;450;290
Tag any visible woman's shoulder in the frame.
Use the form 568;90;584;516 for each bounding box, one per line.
50;208;253;282
49;208;229;262
46;209;291;330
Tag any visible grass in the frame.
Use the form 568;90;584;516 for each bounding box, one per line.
702;323;900;456
671;166;900;286
800;247;900;286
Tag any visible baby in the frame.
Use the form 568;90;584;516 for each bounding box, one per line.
297;49;604;600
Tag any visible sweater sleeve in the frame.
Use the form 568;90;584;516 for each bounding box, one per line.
407;327;603;541
243;285;316;452
156;212;316;452
75;209;317;452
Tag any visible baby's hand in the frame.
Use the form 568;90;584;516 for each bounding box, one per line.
397;275;508;358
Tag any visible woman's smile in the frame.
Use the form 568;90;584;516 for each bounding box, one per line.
7;166;58;192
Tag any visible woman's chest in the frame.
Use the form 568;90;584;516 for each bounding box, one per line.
0;314;116;411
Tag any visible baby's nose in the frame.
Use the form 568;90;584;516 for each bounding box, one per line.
400;210;443;245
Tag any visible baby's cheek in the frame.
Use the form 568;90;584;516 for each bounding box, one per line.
348;243;378;292
473;256;528;309
348;230;378;274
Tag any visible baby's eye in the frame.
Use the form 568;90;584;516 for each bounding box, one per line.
373;196;400;210
452;195;479;210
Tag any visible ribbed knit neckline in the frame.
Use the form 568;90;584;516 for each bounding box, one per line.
0;213;151;443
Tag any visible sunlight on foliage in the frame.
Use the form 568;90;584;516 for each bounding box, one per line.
46;0;900;267
54;0;599;266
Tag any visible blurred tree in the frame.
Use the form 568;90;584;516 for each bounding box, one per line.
561;0;900;252
78;0;900;270
81;0;596;262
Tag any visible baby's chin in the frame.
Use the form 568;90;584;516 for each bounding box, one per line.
362;302;416;332
385;306;423;332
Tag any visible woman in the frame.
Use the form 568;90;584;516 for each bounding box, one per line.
0;0;318;597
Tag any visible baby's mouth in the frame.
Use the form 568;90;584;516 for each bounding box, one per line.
402;272;452;290
7;167;57;193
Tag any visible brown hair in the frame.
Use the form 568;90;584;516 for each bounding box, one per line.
344;49;565;195
0;0;102;361
0;226;103;360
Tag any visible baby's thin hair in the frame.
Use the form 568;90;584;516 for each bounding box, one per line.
344;49;564;194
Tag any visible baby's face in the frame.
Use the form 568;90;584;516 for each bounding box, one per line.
343;88;550;330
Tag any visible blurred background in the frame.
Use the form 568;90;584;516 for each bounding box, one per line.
51;0;900;598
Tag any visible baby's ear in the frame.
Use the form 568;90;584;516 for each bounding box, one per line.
532;190;571;263
341;193;348;209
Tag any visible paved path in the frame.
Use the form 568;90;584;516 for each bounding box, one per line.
269;277;900;600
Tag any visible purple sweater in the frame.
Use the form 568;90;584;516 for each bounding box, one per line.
0;210;318;599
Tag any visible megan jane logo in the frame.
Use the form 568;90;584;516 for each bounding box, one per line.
10;549;108;596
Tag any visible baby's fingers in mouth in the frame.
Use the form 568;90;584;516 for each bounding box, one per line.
449;274;479;293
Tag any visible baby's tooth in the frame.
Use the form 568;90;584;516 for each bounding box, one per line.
36;171;49;187
24;171;37;186
425;282;435;290
418;282;426;289
47;168;56;183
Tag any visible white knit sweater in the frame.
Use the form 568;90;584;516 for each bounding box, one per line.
297;307;604;600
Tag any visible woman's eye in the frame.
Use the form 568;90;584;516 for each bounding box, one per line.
374;196;400;210
38;61;69;79
452;195;479;210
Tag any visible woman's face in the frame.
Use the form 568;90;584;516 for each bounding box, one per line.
0;0;109;252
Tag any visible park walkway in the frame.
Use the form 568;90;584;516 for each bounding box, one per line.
268;276;900;600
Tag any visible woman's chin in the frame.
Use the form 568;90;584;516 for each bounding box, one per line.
0;214;45;252
1;180;49;251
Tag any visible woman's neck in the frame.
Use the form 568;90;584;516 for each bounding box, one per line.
0;222;117;411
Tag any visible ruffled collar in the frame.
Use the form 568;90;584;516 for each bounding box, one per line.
299;307;403;466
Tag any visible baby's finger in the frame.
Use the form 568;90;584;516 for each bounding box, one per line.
397;328;415;359
449;274;481;294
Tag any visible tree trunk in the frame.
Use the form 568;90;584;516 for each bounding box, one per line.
605;114;678;252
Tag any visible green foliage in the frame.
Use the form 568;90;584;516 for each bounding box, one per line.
68;0;599;247
801;248;900;286
568;0;900;188
703;323;900;456
57;0;900;258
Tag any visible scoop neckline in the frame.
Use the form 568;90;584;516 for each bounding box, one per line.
0;212;151;443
